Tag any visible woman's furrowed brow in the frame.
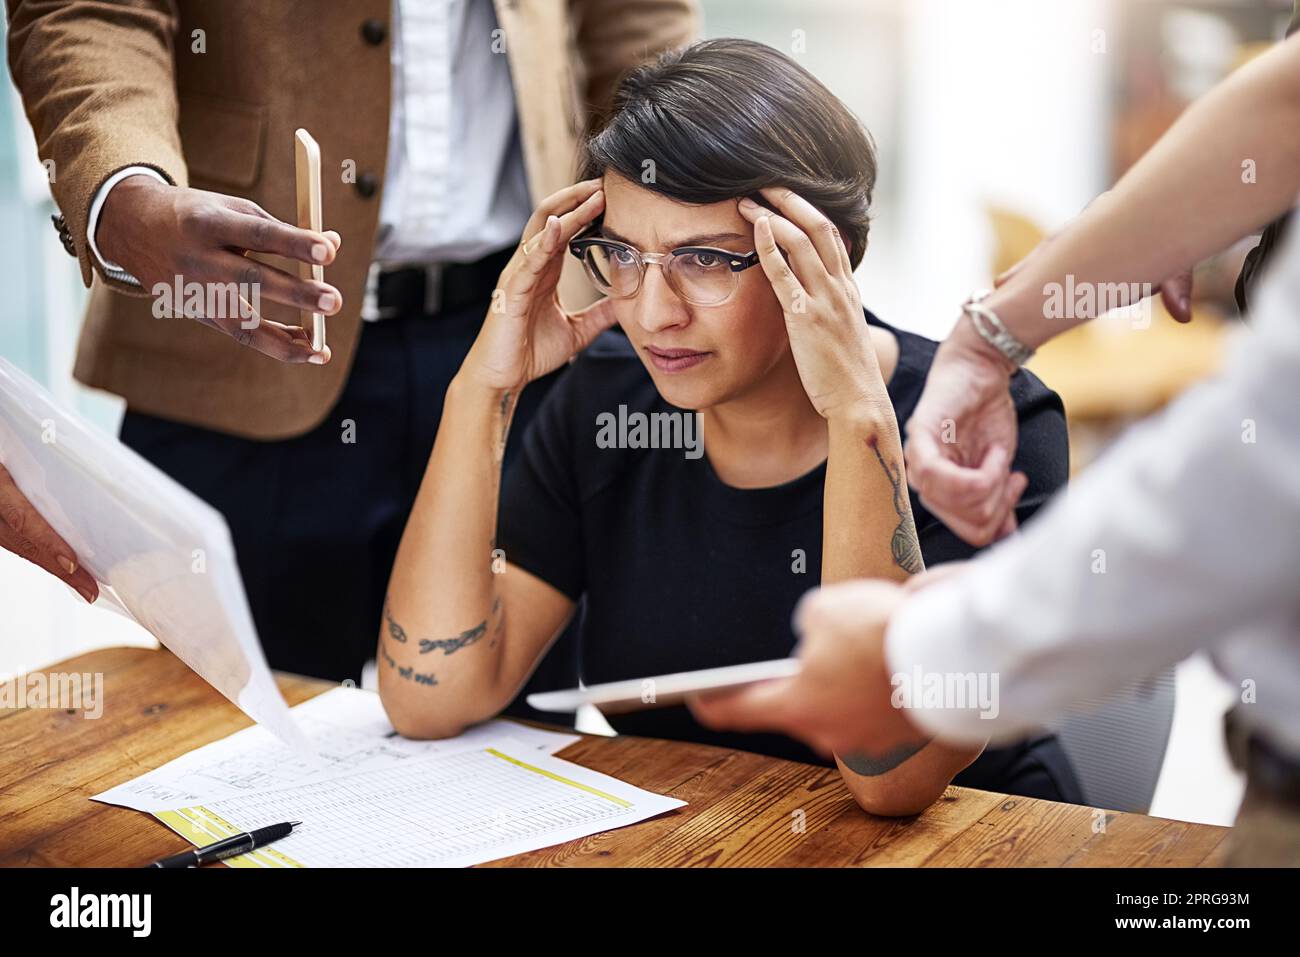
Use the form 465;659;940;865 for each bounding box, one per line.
601;225;749;249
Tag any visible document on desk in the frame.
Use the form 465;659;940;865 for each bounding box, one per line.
0;357;308;749
92;686;582;813
151;737;686;867
94;687;683;867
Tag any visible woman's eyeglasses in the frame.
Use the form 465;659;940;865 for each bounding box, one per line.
569;228;761;306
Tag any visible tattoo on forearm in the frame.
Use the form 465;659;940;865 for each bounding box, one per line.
383;596;493;657
498;391;513;455
383;599;408;643
867;437;924;575
839;740;932;777
418;620;487;655
419;596;497;656
380;638;439;688
490;596;503;648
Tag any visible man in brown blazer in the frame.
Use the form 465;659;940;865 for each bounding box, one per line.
6;0;697;684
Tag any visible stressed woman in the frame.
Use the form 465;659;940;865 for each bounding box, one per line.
378;39;1081;815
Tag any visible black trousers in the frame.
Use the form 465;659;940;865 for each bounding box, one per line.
120;295;575;713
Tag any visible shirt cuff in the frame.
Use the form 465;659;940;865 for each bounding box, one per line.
86;166;168;284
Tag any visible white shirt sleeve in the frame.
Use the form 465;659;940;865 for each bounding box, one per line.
86;166;169;284
885;217;1300;746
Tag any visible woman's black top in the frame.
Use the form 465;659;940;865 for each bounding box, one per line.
498;308;1083;804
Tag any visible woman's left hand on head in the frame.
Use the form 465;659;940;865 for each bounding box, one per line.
737;187;882;421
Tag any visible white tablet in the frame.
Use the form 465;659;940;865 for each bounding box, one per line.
526;658;802;715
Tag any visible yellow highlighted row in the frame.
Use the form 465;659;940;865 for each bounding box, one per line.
154;807;304;868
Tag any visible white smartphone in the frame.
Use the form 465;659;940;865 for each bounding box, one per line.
294;128;326;352
526;658;802;715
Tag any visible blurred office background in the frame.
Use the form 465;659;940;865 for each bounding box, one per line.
4;0;1293;827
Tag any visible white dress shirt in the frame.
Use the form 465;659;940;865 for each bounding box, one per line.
886;205;1300;761
87;0;530;284
373;0;530;265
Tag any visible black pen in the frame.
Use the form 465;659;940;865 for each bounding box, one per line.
146;821;302;868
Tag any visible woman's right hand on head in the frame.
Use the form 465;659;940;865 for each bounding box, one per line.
461;179;616;392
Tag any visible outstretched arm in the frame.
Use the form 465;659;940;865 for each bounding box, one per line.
907;30;1300;543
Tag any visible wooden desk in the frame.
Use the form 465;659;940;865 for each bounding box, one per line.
0;647;1230;867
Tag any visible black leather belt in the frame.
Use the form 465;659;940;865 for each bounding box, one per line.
1225;707;1300;807
370;245;515;320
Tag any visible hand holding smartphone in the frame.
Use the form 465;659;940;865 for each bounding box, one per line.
294;128;326;352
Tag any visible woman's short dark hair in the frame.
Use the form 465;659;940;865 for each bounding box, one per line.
580;38;876;269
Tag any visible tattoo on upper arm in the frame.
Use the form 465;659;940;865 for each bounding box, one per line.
867;437;924;575
839;740;932;777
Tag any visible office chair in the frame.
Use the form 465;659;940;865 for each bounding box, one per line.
1050;668;1177;814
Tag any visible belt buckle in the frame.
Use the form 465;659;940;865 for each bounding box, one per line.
361;262;383;321
363;261;445;320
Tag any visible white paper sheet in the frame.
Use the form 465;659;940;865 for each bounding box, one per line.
0;357;307;748
92;685;581;812
152;736;685;867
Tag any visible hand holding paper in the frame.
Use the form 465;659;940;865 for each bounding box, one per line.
0;357;309;749
0;461;98;602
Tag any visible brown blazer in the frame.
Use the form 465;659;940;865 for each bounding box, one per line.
6;0;697;439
